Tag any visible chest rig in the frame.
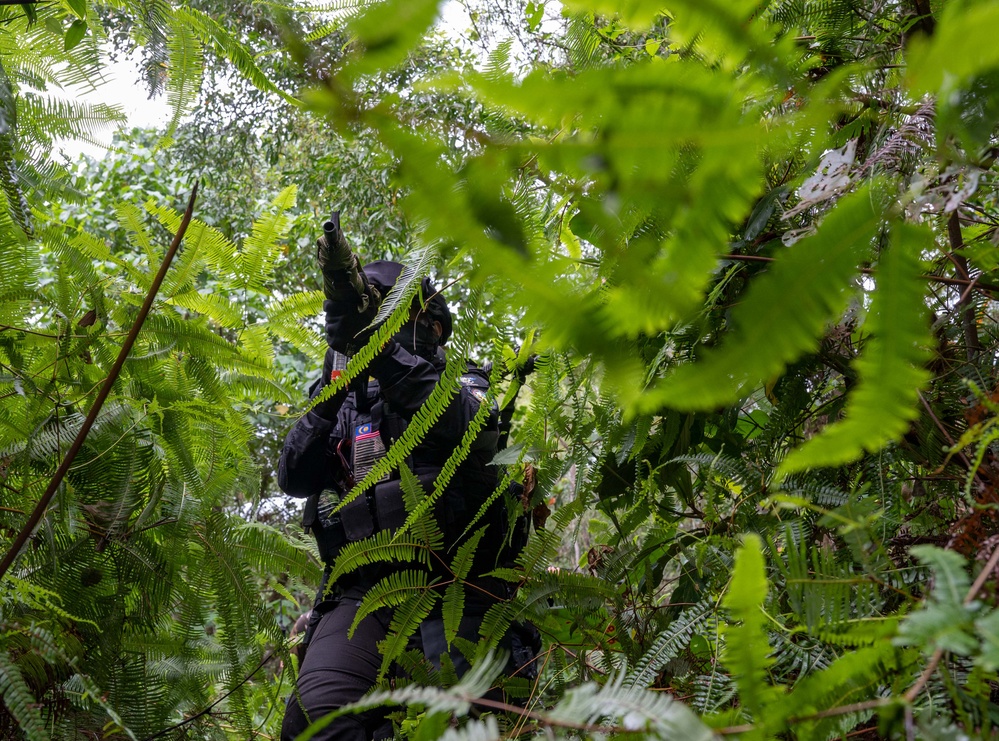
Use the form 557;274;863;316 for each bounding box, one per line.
307;382;419;565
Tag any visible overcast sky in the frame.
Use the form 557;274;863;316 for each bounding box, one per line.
60;3;474;160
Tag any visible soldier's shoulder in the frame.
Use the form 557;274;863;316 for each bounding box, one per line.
458;364;490;389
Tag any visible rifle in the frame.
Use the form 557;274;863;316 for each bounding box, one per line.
319;210;380;311
318;211;382;365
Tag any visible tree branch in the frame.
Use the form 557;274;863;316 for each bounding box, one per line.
945;211;982;360
0;184;199;583
722;252;999;296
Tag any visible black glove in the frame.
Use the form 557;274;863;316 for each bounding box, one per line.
324;298;376;354
309;349;349;420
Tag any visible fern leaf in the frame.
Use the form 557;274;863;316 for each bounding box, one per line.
547;675;714;739
722;534;776;726
399;463;444;551
351;570;431;637
0;645;47;741
449;527;487;583
378;589;440;676
163;18;204;136
167;290;245;329
644;184;881;412
780;222;933;474
239;185;296;293
782;641;903;739
625;601;714;688
174;7;299;105
438;716;500;741
442;582;465;648
895;546;979;657
330;529;424;582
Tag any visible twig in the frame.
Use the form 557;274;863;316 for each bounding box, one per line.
141;648;278;740
945;211;982;359
715;698;892;735
0;324;60;338
0;184;199;583
721;253;999;296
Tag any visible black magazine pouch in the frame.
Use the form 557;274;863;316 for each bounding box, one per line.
340;494;375;541
373;473;437;533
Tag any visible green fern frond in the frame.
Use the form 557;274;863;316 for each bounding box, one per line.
645;184;881;412
295;652;509;738
782;641;904;739
0;645;47;741
397;465;444;551
330;529;425;583
147;202;238;279
449;527;487;583
441;528;487;645
163;20;203;136
547;675;715;740
18;93;125;147
377;589;440;676
351;570;432;637
442;582;466;648
438;717;500;741
896;546;978;657
721;534;776;726
483;39;514;82
626;601;715;688
780;222;933;474
174;7;300;106
239;185;296;293
167;290;245;329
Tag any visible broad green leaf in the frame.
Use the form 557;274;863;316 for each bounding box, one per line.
66;0;87;18
525;1;544;32
560;0;667;30
645;185;881;412
64;20;87;52
907;3;999;94
780;222;933;474
347;0;441;75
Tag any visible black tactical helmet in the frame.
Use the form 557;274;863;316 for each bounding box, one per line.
363;260;453;344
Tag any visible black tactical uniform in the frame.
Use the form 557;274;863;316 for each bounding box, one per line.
278;263;524;740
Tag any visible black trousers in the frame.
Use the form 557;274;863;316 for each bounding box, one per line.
281;596;393;741
281;588;539;740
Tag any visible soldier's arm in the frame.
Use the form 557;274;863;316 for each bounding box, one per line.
368;341;496;451
277;349;350;497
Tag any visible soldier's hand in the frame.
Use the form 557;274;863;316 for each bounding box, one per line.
324;299;376;354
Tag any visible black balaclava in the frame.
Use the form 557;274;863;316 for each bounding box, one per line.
362;261;451;363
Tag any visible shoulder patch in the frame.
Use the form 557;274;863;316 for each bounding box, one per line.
459;373;488;389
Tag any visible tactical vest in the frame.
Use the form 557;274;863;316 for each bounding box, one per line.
301;372;517;576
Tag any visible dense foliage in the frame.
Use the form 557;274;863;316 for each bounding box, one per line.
3;0;999;738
